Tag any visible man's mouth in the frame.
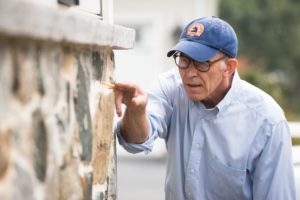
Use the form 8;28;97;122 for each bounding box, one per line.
187;83;202;87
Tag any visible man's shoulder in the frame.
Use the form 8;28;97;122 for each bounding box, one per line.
158;67;181;82
238;80;285;124
147;68;182;99
154;68;182;91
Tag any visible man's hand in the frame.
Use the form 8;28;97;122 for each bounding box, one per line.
114;83;148;117
112;82;149;143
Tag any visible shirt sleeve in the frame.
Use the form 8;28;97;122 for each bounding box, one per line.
114;72;175;154
252;120;296;200
115;116;157;154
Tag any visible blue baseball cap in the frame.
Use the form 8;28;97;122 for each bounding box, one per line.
167;16;238;61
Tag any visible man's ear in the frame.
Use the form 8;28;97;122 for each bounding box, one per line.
224;58;238;76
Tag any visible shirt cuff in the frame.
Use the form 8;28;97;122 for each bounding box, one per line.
114;116;157;154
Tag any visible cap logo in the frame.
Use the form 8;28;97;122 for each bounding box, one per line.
186;23;204;37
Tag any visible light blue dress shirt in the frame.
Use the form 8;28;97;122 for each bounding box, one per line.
116;68;296;200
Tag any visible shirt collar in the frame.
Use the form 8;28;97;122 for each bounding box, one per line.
216;70;241;114
189;70;241;113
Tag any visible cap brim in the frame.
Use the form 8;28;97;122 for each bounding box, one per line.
167;40;219;62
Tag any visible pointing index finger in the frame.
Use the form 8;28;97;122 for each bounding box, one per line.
113;82;136;92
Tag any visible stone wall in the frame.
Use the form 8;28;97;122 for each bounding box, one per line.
0;0;135;199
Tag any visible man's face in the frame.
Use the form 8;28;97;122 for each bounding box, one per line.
178;53;228;102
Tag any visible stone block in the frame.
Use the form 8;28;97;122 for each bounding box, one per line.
32;109;48;182
0;128;11;180
0;0;133;198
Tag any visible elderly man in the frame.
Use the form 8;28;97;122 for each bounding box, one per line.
114;16;296;200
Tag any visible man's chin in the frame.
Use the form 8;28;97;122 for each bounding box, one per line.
187;95;205;101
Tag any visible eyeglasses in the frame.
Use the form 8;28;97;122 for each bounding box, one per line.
173;53;227;72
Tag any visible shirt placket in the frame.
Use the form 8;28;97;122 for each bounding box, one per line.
184;107;207;200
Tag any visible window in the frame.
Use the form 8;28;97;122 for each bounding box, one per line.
58;0;102;16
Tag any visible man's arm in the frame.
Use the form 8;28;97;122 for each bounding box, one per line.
252;120;296;200
114;83;150;144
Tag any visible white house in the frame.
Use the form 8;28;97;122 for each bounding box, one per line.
113;0;219;89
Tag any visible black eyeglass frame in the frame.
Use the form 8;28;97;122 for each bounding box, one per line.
173;52;228;72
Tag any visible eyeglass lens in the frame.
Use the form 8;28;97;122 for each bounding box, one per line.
174;55;209;71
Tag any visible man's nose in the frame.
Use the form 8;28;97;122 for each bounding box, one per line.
186;62;199;76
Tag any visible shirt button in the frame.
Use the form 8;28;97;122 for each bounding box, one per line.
195;143;201;149
190;168;195;174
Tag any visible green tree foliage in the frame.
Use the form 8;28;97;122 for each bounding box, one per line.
219;0;300;120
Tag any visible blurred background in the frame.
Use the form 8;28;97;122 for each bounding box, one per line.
113;0;300;199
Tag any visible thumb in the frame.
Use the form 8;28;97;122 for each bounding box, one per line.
131;94;147;109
